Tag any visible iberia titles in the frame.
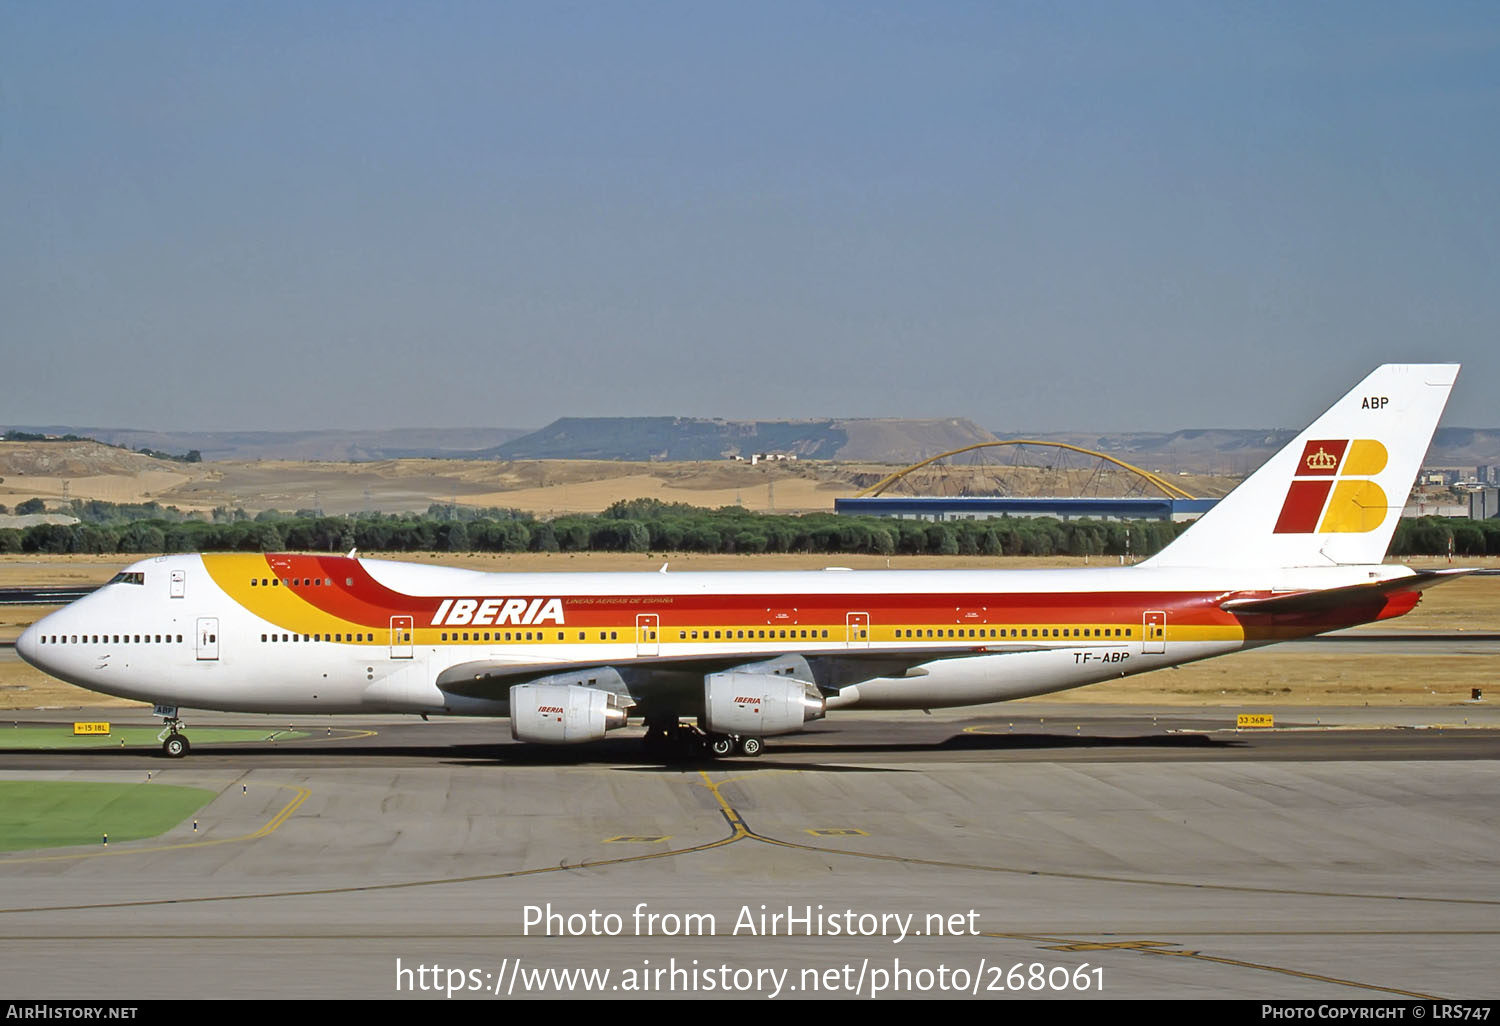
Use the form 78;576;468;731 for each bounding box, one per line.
430;597;566;626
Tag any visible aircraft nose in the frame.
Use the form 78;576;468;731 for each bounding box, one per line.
15;621;41;668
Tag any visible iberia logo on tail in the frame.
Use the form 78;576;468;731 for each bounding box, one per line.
1273;439;1389;534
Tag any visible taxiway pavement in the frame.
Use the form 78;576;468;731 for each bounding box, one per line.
1;704;1496;1001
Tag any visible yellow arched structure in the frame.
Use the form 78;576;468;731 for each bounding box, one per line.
854;440;1196;500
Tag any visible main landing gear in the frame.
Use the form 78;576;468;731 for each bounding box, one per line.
642;719;763;760
155;705;191;759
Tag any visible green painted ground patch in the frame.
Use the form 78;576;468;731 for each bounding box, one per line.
0;780;217;851
0;727;308;750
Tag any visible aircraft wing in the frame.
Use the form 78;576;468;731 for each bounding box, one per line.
1219;568;1474;616
435;643;1049;701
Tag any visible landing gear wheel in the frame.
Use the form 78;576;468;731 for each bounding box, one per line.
737;736;763;757
157;710;190;758
707;735;735;758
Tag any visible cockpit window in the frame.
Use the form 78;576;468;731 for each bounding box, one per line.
107;572;145;586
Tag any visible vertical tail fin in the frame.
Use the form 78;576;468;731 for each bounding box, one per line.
1143;364;1459;569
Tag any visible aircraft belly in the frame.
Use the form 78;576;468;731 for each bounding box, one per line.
845;643;1241;709
104;648;376;714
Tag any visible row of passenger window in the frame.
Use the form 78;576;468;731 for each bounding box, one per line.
895;626;1133;640
426;628;836;643
434;628;835;643
668;627;1132;641
38;633;182;645
441;631;620;642
423;625;1136;644
261;633;374;643
681;628;831;640
250;577;338;588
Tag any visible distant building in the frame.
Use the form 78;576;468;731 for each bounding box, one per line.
835;496;1218;523
1421;468;1472;487
0;513;81;529
1471;487;1500;520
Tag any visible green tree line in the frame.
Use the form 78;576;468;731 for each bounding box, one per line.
0;497;1491;557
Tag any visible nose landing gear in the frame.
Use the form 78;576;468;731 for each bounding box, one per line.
154;705;191;758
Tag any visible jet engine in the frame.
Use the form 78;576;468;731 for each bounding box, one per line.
701;671;826;736
510;683;628;744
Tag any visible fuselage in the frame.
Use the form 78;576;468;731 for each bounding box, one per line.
16;552;1424;718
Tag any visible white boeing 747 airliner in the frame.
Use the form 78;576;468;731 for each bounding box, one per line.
17;364;1466;759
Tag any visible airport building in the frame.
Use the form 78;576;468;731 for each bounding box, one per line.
834;496;1219;523
836;441;1222;523
1470;487;1500;520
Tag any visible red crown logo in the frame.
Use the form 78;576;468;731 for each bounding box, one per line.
1305;447;1338;471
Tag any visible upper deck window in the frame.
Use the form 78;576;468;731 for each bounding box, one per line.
107;572;145;586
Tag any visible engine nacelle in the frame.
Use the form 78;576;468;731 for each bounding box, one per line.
510;684;628;744
701;671;826;736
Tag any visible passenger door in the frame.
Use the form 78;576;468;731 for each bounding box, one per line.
196;617;219;661
389;615;414;659
636;613;659;656
846;612;871;648
1143;610;1166;654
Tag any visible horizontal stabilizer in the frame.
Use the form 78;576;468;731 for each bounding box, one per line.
1220;569;1474;615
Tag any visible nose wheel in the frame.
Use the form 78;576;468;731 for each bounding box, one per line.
156;708;191;758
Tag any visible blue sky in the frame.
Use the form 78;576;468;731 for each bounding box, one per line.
3;2;1496;432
